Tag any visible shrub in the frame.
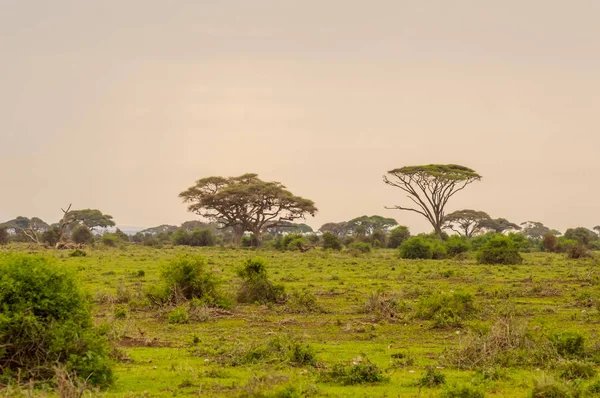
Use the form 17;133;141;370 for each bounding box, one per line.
445;236;470;256
171;229;191;245
0;227;8;245
71;225;94;245
542;233;559;252
416;291;477;328
431;241;448;259
286;289;323;313
558;360;596;380
551;332;585;359
42;226;62;246
399;237;433;259
567;244;589;259
440;384;485;398
227;335;316;367
190;228;215;247
286;236;309;251
530;379;576;398
387;226;410;248
168;306;190;324
0;254;113;387
237;257;285;304
113;304;128;319
477;235;523;265
149;256;224;306
363;291;406;320
320;358;389;385
322;232;342;251
101;233;120;247
69;249;87;257
418;366;446;387
348;241;371;254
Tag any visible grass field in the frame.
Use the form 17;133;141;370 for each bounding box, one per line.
4;245;600;397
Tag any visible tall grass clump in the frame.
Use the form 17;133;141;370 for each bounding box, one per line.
0;254;113;387
237;257;285;304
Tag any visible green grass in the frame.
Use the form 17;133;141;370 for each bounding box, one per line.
3;244;600;397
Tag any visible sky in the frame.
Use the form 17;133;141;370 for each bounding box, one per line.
1;0;599;233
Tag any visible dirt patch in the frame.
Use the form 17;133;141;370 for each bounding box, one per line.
119;336;173;348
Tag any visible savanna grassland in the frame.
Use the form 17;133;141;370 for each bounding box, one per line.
4;245;600;397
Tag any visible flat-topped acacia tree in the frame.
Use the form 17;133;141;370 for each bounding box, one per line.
443;209;491;238
179;173;317;247
383;164;482;238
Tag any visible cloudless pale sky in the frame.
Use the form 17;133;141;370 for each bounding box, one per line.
1;1;599;233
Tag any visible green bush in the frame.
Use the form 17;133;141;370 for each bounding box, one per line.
418;366;446;387
168;306;190;324
69;249;87;257
190;228;215;247
558;360;596;380
477;235;523;265
387;226;410;248
399;237;433;259
445;236;471;256
322;232;342;251
551;332;585;359
441;384;485;398
320;358;389;385
348;241;372;254
416;291;477;328
101;233;121;247
227;335;316;367
71;225;94;245
530;379;576;398
0;254;113;387
286;288;323;313
149;256;225;307
237;257;285;304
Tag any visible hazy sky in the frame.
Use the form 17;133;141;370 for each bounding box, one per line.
1;1;599;233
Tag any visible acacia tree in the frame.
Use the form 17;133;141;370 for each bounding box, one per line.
0;217;49;244
478;217;521;234
66;209;115;231
347;215;398;235
179;173;317;246
319;222;351;237
443;209;491;238
520;221;561;240
594;226;600;236
383;164;482;238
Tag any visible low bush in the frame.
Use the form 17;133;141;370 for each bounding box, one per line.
418;366;446;387
286;288;324;313
0;254;113;387
69;248;87;257
530;378;576;398
550;332;586;359
147;256;226;307
477;235;523;265
399;237;433;259
167;306;190;324
440;384;485;398
320;357;389;385
348;241;372;254
322;232;342;251
363;291;407;320
0;227;8;245
227;335;316;367
237;257;285;304
445;236;471;256
557;360;596;380
71;225;94;245
416;291;477;328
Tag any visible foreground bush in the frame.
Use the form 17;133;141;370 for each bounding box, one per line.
0;254;113;387
477;235;523;265
237;257;285;304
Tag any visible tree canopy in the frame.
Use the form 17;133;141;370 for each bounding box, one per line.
478;218;521;234
443;209;491;238
383;164;482;237
319;222;351;236
66;209;116;230
347;215;398;235
520;221;561;239
179;173;317;246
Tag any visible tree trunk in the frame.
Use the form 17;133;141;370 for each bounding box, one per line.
232;225;244;247
253;229;263;248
